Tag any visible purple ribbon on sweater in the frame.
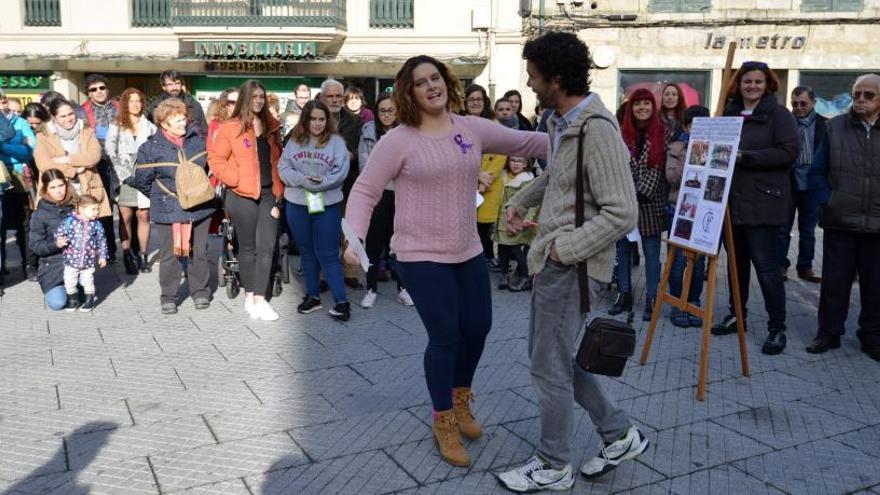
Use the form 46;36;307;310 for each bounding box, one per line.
453;134;473;155
244;138;251;149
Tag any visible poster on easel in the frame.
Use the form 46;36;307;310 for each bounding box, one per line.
669;116;744;256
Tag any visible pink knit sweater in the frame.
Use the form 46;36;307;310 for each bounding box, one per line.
346;114;548;264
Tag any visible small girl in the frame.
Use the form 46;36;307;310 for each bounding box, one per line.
495;156;538;291
56;194;108;312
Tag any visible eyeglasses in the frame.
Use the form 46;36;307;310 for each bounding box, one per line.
88;85;107;93
853;91;878;100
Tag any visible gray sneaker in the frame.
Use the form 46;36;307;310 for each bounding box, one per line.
497;455;574;493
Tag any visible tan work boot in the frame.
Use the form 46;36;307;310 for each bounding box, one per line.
432;409;470;466
452;387;483;440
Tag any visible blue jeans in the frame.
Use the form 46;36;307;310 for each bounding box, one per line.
615;235;661;299
45;284;67;310
397;255;492;411
777;189;821;271
286;202;347;304
669;248;705;304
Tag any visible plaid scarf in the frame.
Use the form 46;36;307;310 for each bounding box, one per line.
797;111;816;168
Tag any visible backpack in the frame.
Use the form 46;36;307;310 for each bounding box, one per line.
138;149;214;210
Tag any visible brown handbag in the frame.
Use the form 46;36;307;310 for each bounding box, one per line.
570;118;636;377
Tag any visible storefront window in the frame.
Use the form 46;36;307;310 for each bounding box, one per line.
799;70;876;117
618;70;711;110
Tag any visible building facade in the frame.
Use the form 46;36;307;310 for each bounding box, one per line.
525;0;880;117
0;0;526;112
2;0;878;119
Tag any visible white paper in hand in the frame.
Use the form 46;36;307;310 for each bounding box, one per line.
341;218;371;272
625;227;641;243
476;193;484;208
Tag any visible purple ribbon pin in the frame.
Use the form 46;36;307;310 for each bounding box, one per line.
453;134;473;155
244;138;251;149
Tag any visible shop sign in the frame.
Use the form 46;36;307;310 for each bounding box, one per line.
0;74;50;90
704;33;806;50
195;40;316;60
205;61;288;73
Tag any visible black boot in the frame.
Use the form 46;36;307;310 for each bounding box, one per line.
762;329;787;355
498;273;509;290
139;253;152;273
80;293;97;312
609;292;633;317
65;292;79;312
123;251;138;275
643;296;656;322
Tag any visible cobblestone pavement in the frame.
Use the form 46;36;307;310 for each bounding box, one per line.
1;229;879;495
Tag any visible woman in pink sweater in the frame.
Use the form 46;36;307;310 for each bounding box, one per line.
344;55;547;467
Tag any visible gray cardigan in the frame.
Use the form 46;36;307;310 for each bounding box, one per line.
507;94;638;282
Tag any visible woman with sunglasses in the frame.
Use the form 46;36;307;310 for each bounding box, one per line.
712;61;800;356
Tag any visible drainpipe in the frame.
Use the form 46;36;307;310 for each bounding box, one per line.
539;0;544;32
488;0;498;101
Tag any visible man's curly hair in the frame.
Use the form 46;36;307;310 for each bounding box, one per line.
522;31;592;97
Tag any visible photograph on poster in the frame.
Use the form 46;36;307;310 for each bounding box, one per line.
678;192;699;219
684;170;704;189
710;143;733;170
674;218;694;240
703;175;726;203
688;140;710;166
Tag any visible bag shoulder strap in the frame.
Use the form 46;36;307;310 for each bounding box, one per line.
575;118;591;315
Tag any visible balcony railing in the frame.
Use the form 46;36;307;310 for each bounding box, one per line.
132;0;346;29
24;0;62;26
370;0;413;28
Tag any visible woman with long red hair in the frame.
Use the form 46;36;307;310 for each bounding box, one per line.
609;88;668;322
105;87;157;274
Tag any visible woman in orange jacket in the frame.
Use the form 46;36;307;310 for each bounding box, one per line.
208;80;285;321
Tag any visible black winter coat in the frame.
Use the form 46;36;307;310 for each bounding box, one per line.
128;129;215;224
724;95;800;226
28;199;74;293
819;111;880;233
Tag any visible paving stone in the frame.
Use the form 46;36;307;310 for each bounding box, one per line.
619;357;739;395
325;375;431;417
204;395;342;442
0;385;60;417
247;449;418;495
166;478;251;494
0;403;128;445
620;387;751;431
831;424;880;460
245;366;372;403
125;382;262;425
150;432;308;492
386;425;535;485
711;401;864;449
289;409;430;460
712;370;834;408
66;415;216;470
636;420;772;478
470;362;533;394
735;439;880;495
799;386;880;426
663;465;785;495
0;436;66;484
351;355;425;384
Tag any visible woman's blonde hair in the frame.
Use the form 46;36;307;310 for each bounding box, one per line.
153;98;189;126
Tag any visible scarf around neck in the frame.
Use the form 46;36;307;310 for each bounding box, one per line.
50;119;83;154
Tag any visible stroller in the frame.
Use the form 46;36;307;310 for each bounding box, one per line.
217;194;290;299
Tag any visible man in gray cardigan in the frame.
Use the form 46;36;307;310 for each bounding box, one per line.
497;32;649;493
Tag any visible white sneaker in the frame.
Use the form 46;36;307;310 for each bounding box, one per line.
252;300;279;321
397;288;414;306
581;426;649;478
496;455;573;493
244;294;255;316
361;289;378;309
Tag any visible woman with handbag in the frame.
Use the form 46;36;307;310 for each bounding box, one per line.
105;88;157;275
128;98;215;315
208;80;285;321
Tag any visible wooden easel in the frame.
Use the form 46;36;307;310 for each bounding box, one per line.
639;42;749;401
